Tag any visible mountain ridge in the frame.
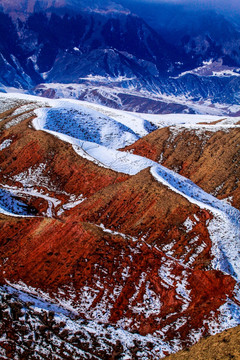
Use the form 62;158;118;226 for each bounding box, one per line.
0;93;239;359
2;2;240;111
0;1;240;357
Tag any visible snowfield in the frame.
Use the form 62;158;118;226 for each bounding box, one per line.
0;187;37;217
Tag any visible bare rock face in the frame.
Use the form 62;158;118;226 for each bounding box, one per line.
76;168;213;269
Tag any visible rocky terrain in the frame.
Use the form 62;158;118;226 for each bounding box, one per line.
2;0;240;111
123;116;240;210
0;1;239;358
165;325;240;360
0;93;239;359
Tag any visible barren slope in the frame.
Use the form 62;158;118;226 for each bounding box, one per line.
76;167;214;269
165;325;240;360
0;98;128;217
0;94;239;359
123;122;240;209
0;204;235;345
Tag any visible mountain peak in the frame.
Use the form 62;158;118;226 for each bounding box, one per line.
0;0;126;15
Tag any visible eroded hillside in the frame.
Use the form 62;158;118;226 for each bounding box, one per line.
0;94;239;359
123;119;240;209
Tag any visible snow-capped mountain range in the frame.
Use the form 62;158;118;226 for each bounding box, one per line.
1;0;240;111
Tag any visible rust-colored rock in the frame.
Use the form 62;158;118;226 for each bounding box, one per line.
76;168;213;270
0;214;235;342
123;126;240;209
0;103;128;215
0;99;238;355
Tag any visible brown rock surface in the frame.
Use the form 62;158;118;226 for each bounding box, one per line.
165;325;240;360
123;126;240;209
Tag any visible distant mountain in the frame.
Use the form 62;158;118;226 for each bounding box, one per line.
24;10;178;77
0;6;187;91
118;2;240;68
0;0;125;15
0;12;42;88
1;0;240;110
158;9;240;68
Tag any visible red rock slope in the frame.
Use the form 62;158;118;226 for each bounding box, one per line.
0;98;239;358
123;124;240;209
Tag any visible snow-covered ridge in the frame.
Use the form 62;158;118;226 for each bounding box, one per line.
30;94;240;285
1;94;239;283
32;101;239;177
1;92;240;353
31;81;240;117
1;94;240;279
173;59;240;79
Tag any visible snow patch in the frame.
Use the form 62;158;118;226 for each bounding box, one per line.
0;139;12;150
